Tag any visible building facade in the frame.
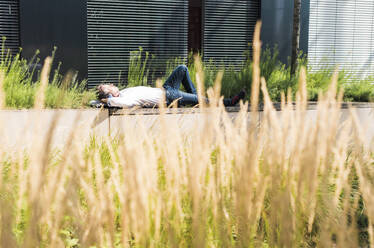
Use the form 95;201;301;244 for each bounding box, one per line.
262;0;374;78
0;0;260;87
2;0;372;87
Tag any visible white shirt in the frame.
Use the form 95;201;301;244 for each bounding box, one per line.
107;86;164;108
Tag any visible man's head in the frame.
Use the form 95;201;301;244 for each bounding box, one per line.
96;84;120;100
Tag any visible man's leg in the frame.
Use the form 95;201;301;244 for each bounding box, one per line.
164;88;200;106
165;90;239;107
175;94;243;107
165;88;245;107
163;65;197;94
163;65;246;106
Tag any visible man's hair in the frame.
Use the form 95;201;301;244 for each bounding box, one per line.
96;84;110;100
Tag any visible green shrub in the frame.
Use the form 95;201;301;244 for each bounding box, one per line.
343;79;374;102
2;52;38;108
127;47;151;87
2;43;374;109
1;47;96;109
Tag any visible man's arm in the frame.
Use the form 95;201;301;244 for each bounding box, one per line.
105;97;136;108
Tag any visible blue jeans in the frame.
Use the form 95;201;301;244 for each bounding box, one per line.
163;65;232;106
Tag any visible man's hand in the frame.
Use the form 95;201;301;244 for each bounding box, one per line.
101;98;108;103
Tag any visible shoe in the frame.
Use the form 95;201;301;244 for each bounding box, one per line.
231;89;246;106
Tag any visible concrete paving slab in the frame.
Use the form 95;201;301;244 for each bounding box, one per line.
1;103;374;153
0;109;109;152
109;106;260;137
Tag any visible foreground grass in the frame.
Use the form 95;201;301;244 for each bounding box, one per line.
1;24;374;247
0;66;372;247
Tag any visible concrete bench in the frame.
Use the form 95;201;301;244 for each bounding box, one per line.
1;102;374;151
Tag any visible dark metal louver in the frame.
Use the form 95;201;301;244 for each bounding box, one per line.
0;0;19;57
203;0;260;67
300;0;311;56
87;0;188;88
307;0;374;78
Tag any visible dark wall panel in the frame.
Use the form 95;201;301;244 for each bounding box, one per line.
300;0;310;56
261;0;293;65
19;0;87;80
87;0;188;87
0;0;20;57
203;0;260;67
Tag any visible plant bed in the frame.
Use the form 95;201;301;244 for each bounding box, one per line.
2;47;374;110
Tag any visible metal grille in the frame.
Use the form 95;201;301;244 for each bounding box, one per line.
308;0;374;78
203;0;260;67
0;0;19;57
87;0;188;88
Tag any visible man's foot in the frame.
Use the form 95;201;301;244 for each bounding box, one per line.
231;90;246;106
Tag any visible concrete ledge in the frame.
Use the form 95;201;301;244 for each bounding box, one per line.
0;109;109;151
109;102;374;115
1;102;374;151
109;106;240;116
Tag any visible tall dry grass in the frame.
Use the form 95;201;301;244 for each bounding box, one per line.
0;22;373;247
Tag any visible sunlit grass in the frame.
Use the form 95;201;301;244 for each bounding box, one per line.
0;47;95;109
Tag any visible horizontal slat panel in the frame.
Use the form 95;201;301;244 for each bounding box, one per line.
87;0;188;87
0;0;19;56
203;0;260;68
307;0;374;78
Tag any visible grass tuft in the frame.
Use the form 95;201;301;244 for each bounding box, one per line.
0;48;96;109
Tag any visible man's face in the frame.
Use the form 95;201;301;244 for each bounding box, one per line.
101;84;120;97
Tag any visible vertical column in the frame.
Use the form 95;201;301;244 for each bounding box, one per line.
261;0;294;65
188;0;202;55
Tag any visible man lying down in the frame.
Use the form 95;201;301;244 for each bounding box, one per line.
95;65;245;108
